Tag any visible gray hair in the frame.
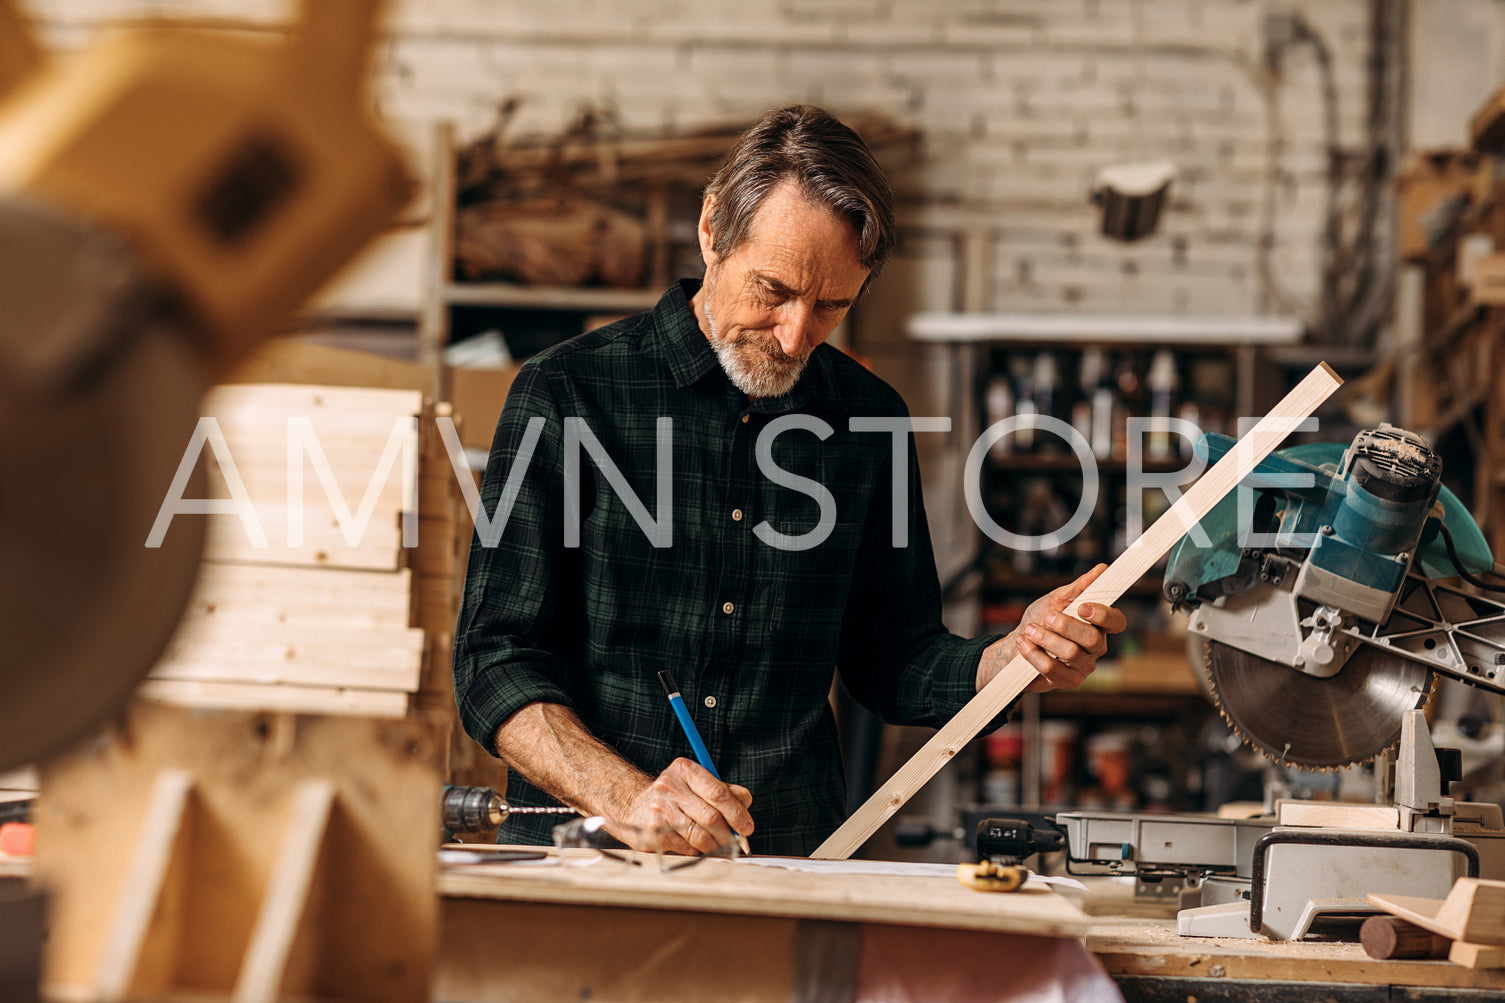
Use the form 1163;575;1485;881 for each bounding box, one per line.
703;105;896;289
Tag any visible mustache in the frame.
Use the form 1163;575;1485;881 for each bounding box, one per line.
733;331;806;365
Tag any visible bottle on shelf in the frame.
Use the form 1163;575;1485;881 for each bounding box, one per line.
1110;352;1143;461
1071;348;1116;460
1030;351;1061;453
1146;349;1178;462
984;370;1015;461
1011;355;1036;453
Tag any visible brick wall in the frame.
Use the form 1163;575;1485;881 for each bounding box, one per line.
26;0;1377;335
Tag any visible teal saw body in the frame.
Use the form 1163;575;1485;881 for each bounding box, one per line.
1163;425;1503;768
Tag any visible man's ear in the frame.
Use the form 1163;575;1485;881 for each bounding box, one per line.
697;194;718;269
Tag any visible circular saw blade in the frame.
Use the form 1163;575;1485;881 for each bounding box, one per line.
0;198;207;772
1203;639;1433;768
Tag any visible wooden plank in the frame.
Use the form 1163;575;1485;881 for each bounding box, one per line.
1368;879;1505;945
1452;940;1505;969
813;363;1344;860
138;680;410;719
204;505;403;572
203;457;411;514
152;626;424;692
180;564;412;631
1087;916;1505;990
222;340;433;392
234;780;336;1003
94;769;194;1001
1438;877;1505;945
1277;800;1400;830
204;384;424;424
438;855;1087;937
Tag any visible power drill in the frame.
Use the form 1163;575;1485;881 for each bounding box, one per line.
958;817;1065;892
439;785;579;841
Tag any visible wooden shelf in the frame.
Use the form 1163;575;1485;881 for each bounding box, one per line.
443;282;662;313
907;312;1303;346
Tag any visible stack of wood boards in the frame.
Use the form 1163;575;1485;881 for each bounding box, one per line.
142;382;464;721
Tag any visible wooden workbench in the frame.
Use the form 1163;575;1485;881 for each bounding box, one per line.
1082;885;1505;1001
10;849;1505;1000
434;850;1116;1002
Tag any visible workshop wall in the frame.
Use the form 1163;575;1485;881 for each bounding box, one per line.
24;0;1414;592
29;0;1386;333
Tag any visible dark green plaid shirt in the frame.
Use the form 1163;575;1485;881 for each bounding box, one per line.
454;279;1000;855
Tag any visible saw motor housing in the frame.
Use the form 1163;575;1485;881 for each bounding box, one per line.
1168;424;1447;630
1166;424;1493;680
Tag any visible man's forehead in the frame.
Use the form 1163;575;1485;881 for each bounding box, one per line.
731;181;867;290
743;180;856;243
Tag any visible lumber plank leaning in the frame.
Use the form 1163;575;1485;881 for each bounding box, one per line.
812;362;1343;860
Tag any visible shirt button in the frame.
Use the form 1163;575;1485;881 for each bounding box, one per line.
732;508;744;522
704;695;718;709
741;414;750;424
722;601;735;615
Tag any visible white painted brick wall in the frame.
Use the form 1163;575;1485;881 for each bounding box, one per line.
22;0;1380;342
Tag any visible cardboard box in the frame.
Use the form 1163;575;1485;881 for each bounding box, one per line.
449;364;520;451
1473;253;1505;305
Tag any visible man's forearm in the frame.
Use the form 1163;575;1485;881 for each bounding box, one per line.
492;702;652;820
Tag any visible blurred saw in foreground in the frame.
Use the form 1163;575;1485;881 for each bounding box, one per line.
0;1;413;772
1165;424;1505;768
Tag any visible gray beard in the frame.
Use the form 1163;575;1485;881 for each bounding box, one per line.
705;296;808;399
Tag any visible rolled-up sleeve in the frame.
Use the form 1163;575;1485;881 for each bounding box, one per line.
453;361;577;755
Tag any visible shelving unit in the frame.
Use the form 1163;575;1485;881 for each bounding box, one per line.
908;312;1303;812
1401;176;1505;559
416;122;681;397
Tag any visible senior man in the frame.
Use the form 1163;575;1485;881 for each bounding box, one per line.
454;104;1126;856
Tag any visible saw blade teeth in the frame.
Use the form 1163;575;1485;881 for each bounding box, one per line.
1204;639;1433;769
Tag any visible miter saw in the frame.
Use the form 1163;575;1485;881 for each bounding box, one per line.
1058;423;1505;940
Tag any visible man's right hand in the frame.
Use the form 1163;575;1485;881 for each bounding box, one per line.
610;757;754;855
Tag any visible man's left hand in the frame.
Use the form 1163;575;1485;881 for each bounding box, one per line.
976;563;1128;693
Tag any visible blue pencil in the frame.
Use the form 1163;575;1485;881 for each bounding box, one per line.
657;669;750;855
658;669;721;778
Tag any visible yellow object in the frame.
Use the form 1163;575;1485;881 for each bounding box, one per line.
957;860;1026;893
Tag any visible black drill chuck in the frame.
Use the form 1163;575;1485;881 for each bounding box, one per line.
441;785;506;833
